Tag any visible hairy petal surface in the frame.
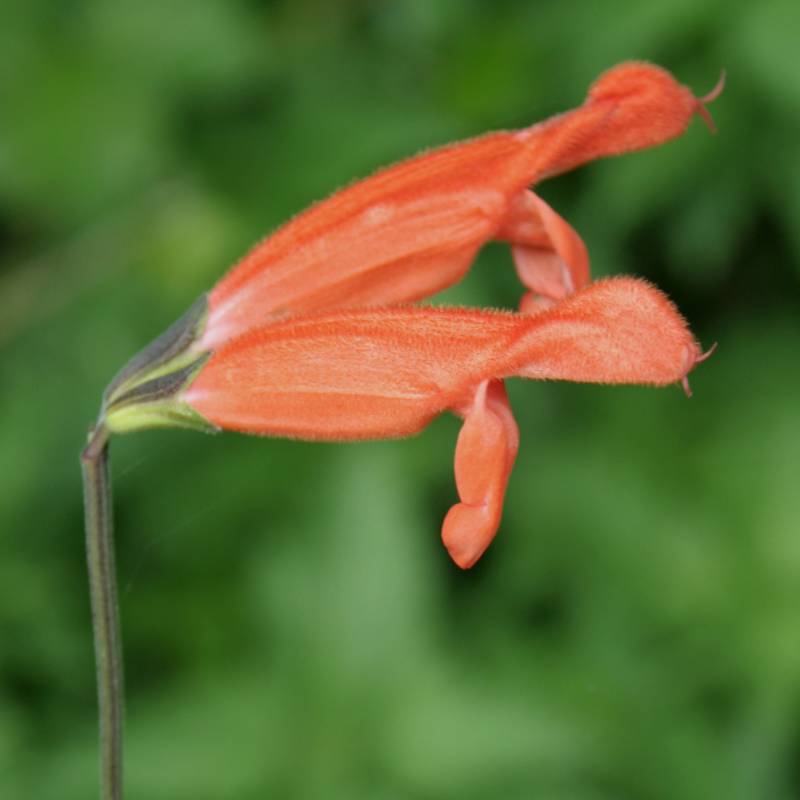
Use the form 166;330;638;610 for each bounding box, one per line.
184;278;701;440
202;62;716;347
496;189;590;308
508;278;701;385
442;379;519;569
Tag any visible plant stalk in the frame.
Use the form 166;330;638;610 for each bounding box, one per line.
81;424;124;800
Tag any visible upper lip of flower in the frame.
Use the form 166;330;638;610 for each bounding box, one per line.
197;60;722;350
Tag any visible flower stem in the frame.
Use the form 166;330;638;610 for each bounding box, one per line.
81;424;124;800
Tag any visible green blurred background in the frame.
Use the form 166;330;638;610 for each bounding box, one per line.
2;1;799;798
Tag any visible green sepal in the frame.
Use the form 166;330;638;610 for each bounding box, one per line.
99;294;219;436
104;295;209;407
104;397;216;435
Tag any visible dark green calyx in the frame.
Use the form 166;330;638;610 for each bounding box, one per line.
100;294;219;435
103;295;208;401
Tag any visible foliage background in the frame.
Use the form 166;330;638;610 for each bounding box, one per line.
2;1;799;798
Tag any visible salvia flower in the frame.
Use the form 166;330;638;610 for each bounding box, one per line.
98;62;720;568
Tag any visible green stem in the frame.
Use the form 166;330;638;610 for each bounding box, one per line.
81;424;124;800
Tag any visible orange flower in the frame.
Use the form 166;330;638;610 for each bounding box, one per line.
84;63;722;800
182;278;705;567
201;61;722;347
101;62;721;567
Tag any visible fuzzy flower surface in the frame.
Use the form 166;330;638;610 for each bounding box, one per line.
201;61;722;345
104;62;720;568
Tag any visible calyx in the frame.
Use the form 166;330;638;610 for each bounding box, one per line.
100;295;218;435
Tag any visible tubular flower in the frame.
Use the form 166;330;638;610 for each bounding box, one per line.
202;61;722;346
184;279;704;567
82;64;721;800
97;62;721;568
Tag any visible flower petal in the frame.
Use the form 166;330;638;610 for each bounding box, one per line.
183;278;703;440
518;61;716;180
202;62;715;347
185;305;517;439
496;189;590;307
509;278;702;386
442;379;519;569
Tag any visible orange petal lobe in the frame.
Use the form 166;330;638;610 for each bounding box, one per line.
201;62;712;347
511;278;701;386
185;307;519;440
442;379;519;569
185;278;702;440
203;137;521;347
496;189;590;305
517;62;717;180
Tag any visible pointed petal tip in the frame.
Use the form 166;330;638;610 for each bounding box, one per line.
681;341;717;398
695;70;726;133
695;341;718;364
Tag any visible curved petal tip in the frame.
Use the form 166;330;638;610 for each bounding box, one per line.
681;341;718;397
695;70;726;133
